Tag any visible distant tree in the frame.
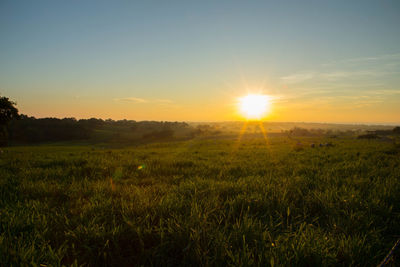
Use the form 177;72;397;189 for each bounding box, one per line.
142;128;174;140
288;127;312;136
357;133;378;139
0;96;20;145
393;126;400;134
6;114;191;144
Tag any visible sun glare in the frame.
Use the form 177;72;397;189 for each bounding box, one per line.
239;94;271;120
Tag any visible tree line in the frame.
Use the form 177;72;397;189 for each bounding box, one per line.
0;96;190;145
1;95;399;145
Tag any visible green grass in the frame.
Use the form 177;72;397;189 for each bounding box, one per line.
1;137;399;266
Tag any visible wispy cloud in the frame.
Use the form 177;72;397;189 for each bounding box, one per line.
281;94;386;110
114;97;147;103
319;70;380;79
276;85;399;110
281;52;400;85
342;98;385;109
114;97;175;104
281;70;393;84
326;53;400;65
154;99;173;103
368;89;400;95
280;72;315;84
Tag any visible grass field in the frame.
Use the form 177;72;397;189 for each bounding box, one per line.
1;136;400;266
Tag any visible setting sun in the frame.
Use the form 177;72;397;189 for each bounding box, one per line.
238;94;271;120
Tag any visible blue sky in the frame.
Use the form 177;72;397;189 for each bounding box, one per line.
1;0;399;123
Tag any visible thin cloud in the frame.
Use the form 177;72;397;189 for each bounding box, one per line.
281;69;398;84
114;97;174;104
114;97;147;103
154;99;173;103
280;72;315;84
368;89;400;95
323;53;400;65
282;52;400;84
319;70;380;79
348;99;384;108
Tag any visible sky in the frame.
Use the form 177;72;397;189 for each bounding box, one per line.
1;0;399;123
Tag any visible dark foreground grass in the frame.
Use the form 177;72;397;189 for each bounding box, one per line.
1;137;400;266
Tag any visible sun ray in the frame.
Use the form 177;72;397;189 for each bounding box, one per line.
237;121;249;144
258;121;272;156
217;121;249;179
229;121;249;161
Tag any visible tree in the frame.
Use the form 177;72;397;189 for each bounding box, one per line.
0;96;20;145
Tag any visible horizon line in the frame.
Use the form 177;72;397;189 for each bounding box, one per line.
18;115;400;127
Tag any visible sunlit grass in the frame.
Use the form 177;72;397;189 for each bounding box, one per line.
1;138;399;265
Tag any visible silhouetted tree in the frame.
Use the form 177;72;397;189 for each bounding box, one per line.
142;128;174;140
8;115;190;144
0;96;20;145
0;96;19;125
357;133;378;139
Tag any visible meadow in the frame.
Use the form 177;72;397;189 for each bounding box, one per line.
1;135;399;266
